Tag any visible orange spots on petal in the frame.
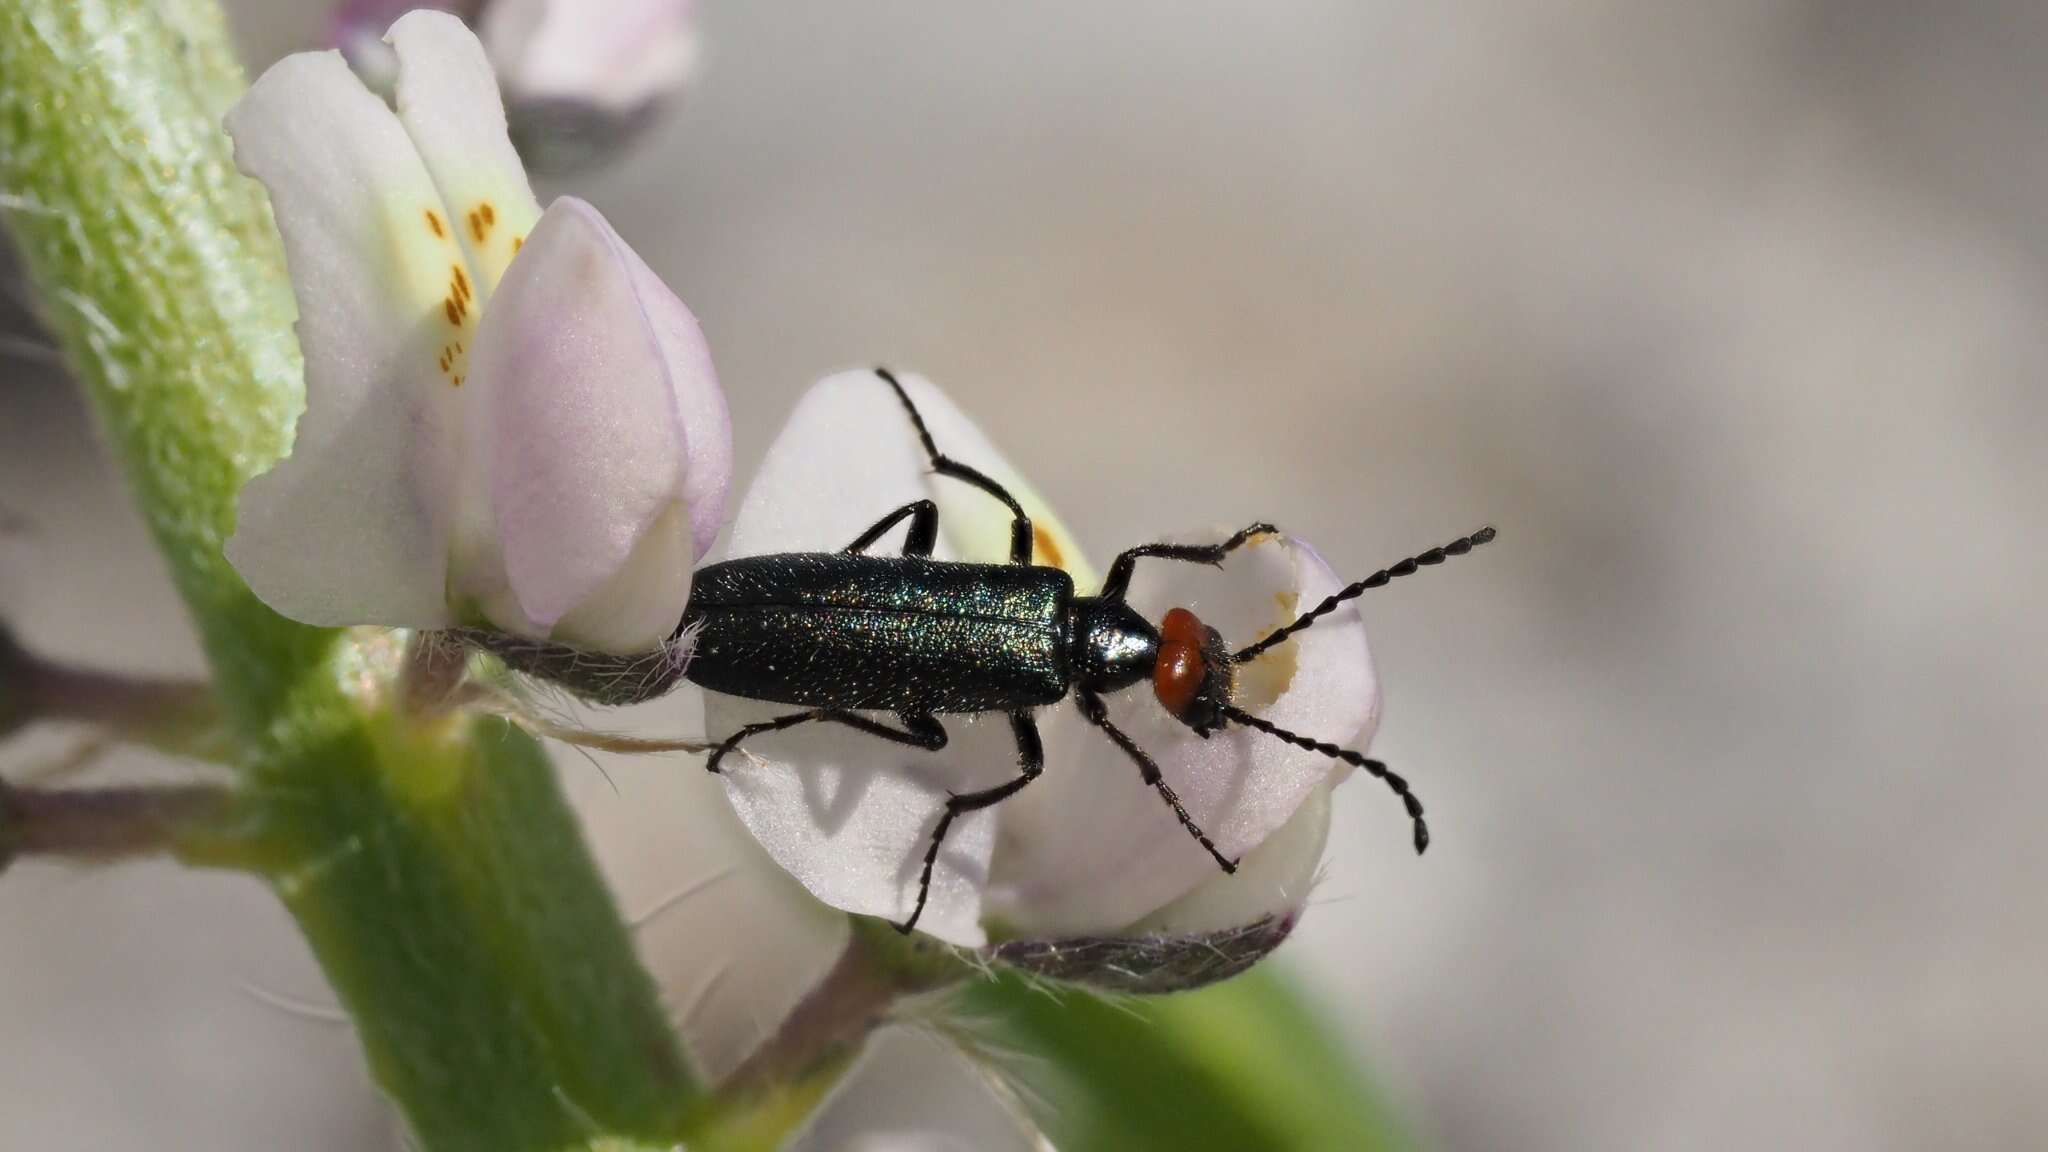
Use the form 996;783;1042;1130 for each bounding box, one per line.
512;235;524;255
452;265;470;301
425;209;445;238
479;202;495;226
468;209;486;243
444;298;461;326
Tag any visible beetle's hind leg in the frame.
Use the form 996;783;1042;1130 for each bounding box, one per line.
897;711;1044;935
705;709;947;773
843;499;939;557
874;366;1035;565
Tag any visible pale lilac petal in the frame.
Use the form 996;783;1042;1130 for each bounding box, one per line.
986;534;1377;937
480;0;699;114
224;50;477;629
466;197;711;651
619;242;729;559
547;501;692;653
1130;781;1332;935
388;10;544;297
707;371;1078;945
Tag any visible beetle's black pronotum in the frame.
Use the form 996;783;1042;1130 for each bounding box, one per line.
677;368;1494;933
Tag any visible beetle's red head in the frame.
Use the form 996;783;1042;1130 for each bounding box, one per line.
1152;607;1236;736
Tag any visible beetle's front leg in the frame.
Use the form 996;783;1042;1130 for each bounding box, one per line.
1076;690;1237;873
897;710;1043;934
1098;522;1280;602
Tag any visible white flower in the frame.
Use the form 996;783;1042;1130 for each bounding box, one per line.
226;11;729;654
703;372;1380;947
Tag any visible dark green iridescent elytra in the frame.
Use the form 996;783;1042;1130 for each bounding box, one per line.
681;553;1082;713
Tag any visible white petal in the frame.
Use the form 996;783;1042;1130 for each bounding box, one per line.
1131;781;1332;935
465;197;711;651
986;534;1377;937
706;371;1080;945
705;698;1023;946
224;50;479;629
722;370;1090;585
387;10;544;298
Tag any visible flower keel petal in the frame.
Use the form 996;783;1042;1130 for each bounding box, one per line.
466;197;706;651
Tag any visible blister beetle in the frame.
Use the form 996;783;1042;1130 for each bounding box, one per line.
677;368;1494;933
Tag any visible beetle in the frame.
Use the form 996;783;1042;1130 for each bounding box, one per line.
678;367;1494;933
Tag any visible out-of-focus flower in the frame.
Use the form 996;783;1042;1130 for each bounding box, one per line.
703;372;1377;948
335;0;701;172
227;11;728;655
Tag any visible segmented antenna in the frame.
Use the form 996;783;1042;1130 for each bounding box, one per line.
1233;526;1496;662
1221;704;1429;853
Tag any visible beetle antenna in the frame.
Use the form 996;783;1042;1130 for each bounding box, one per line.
1219;704;1429;853
1233;526;1495;662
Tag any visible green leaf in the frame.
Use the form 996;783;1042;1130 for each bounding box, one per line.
964;964;1410;1152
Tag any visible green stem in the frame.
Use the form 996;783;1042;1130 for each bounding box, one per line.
0;4;704;1148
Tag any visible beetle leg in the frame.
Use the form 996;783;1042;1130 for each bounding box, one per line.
704;710;824;773
819;709;948;751
1097;522;1280;602
841;499;939;558
875;366;1035;565
705;708;948;773
896;710;1043;935
1075;690;1238;874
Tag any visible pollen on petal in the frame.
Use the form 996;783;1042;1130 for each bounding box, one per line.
512;235;524;254
468;201;498;244
425;208;446;238
444;297;462;326
1033;525;1065;569
453;265;471;301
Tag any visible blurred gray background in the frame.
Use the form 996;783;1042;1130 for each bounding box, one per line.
5;2;2045;1148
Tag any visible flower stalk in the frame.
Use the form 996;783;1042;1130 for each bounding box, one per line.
0;779;243;868
0;624;225;758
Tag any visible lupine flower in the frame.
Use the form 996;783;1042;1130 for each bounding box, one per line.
226;11;728;655
705;371;1378;949
334;0;700;172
